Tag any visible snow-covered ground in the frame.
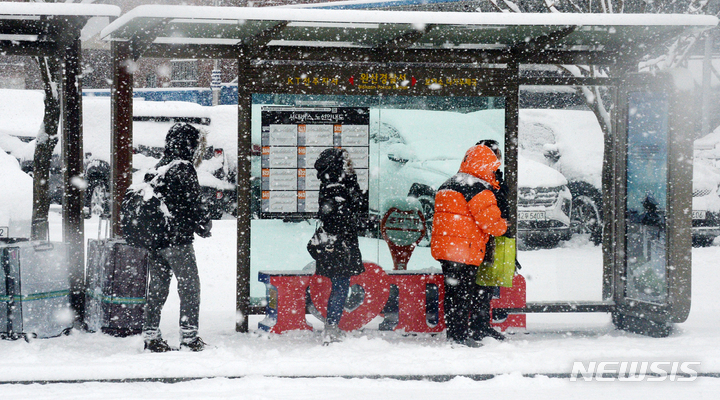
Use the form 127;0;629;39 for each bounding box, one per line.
1;210;719;398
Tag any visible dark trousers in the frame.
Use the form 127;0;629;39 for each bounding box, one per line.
143;243;200;341
441;261;493;342
327;277;350;326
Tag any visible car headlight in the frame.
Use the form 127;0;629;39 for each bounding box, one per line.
562;198;571;216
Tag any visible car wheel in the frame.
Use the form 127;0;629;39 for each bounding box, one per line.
568;181;602;245
86;181;109;218
418;197;434;247
570;194;602;245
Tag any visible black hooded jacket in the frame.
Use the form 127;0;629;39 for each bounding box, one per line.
148;123;211;248
313;148;364;278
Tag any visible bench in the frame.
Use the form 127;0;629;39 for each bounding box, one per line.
258;262;526;334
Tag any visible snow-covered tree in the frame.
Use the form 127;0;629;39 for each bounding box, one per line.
29;0;92;239
484;0;715;139
30;53;61;240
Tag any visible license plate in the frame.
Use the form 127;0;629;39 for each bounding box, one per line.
518;211;546;221
692;210;707;220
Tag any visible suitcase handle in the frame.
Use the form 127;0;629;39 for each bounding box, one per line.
33;242;54;252
97;216;110;240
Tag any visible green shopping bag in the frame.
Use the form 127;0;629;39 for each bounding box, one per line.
476;236;516;287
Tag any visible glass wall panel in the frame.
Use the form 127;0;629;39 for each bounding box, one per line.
517;85;609;303
249;94;504;305
625;91;669;305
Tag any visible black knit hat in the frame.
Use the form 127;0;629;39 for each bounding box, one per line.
164;123;200;161
314;148;345;180
476;139;501;161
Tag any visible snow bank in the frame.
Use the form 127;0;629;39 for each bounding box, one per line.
0;150;32;237
0;89;44;139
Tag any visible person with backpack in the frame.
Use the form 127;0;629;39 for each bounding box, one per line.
430;143;508;348
124;122;212;353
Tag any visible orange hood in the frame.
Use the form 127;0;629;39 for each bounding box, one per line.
458;144;501;190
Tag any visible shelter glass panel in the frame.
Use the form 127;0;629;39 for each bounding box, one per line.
249;93;504;306
516;85;610;303
625;91;669;305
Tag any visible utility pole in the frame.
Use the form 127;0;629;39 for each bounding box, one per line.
211;0;221;105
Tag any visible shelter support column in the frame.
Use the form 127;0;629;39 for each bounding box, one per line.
504;61;519;239
236;52;252;332
111;41;134;238
61;35;85;320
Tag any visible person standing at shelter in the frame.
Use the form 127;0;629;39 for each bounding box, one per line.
313;148;365;345
471;139;509;342
431;143;508;347
141;123;212;352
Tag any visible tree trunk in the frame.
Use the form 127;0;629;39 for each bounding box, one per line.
30;56;61;241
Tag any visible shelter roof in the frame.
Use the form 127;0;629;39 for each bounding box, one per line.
100;5;717;64
0;2;120;17
0;2;121;55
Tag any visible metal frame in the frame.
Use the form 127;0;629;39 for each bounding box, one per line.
612;74;694;329
99;6;717;334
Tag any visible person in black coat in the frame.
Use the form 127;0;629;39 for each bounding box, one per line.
142;123;212;353
313;148;365;344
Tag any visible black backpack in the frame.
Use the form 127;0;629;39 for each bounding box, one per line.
120;172;174;250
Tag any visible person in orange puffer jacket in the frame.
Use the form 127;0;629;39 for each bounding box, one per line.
431;143;508;347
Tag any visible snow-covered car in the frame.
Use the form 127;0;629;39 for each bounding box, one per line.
0;91;238;220
691;130;720;246
524;108;720;248
367;108;583;247
126;101;238;219
517;109;605;247
517;157;573;247
367;108;504;238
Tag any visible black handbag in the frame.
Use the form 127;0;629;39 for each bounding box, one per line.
307;222;337;261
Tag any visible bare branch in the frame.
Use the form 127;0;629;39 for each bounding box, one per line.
565;0;585;12
503;0;522;13
689;0;710;14
544;0;560;13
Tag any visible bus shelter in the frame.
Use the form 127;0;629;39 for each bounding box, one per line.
0;2;120;319
100;5;717;336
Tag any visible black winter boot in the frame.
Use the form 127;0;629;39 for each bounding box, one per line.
144;338;174;353
473;325;505;342
180;337;207;352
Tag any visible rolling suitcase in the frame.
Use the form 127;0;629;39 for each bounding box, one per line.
85;219;149;337
1;240;73;340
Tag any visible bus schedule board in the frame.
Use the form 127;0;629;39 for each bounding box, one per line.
260;106;370;218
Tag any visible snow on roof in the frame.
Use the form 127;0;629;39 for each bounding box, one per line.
0;2;120;18
277;0;467;9
102;4;717;40
100;5;717;62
